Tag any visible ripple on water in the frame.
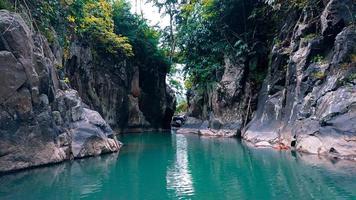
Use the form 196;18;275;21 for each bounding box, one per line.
0;132;355;200
166;134;195;198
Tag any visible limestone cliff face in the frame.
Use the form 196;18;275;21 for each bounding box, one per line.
244;0;356;159
65;42;176;133
0;11;121;173
182;0;356;159
183;56;258;137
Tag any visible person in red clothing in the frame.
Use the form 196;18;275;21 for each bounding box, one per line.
274;143;289;150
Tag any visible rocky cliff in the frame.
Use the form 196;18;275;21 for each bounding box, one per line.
0;2;176;172
65;42;176;133
244;0;356;159
181;0;356;159
0;11;121;173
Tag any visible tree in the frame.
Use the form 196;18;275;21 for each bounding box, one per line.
112;0;170;70
147;0;180;63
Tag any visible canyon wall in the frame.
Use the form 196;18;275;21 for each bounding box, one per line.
0;11;120;173
0;4;176;172
66;42;176;133
244;0;355;159
182;0;356;159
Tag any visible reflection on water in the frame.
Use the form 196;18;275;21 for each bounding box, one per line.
0;132;355;200
166;134;194;198
0;153;119;200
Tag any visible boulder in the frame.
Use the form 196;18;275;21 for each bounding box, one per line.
71;108;121;158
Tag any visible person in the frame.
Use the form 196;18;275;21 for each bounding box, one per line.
273;142;289;150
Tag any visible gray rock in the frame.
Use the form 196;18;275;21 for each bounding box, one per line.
321;0;354;37
71;105;83;122
71;108;121;158
59;80;69;90
52;111;63;126
127;95;150;129
332;26;356;65
210;118;223;130
39;94;49;107
243;3;356;160
4;87;33;120
0;11;121;173
0;51;27;103
65;41;175;132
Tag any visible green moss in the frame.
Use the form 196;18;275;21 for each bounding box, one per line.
312;71;326;80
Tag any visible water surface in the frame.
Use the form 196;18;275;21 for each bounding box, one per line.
0;132;355;200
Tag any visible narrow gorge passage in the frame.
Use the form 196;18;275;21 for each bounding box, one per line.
0;0;355;199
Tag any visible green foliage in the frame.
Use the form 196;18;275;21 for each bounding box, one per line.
311;54;326;64
70;0;133;56
64;77;70;84
176;0;228;86
26;0;133;57
23;0;62;43
184;77;193;90
147;0;179;62
112;0;170;69
175;101;188;114
176;0;271;89
0;0;13;10
169;78;183;92
289;0;309;9
303;33;317;41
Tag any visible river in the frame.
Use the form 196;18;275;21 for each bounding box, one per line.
0;132;355;200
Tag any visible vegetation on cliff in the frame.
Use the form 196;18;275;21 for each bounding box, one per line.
1;0;169;70
174;0;318;89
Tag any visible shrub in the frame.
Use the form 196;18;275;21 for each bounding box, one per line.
311;54;326;64
176;101;188;114
303;33;317;42
79;0;133;56
312;71;326;79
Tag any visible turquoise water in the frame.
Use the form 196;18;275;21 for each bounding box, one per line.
0;132;356;200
